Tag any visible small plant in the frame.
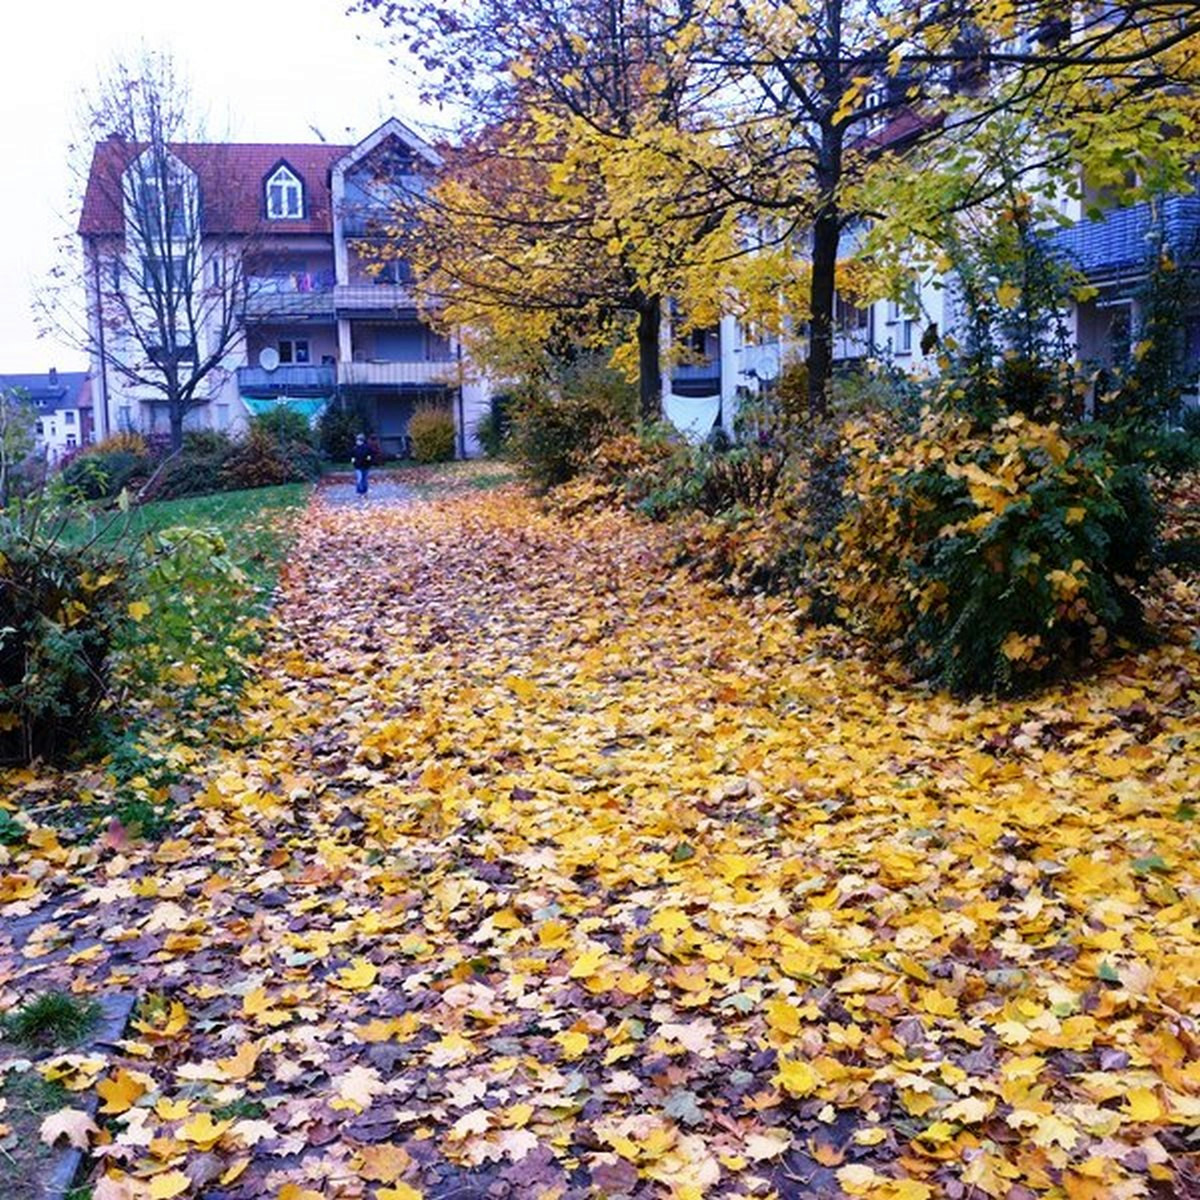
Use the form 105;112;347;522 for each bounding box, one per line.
0;809;26;844
2;992;102;1049
408;404;457;463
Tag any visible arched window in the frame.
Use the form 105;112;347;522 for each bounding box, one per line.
266;165;303;219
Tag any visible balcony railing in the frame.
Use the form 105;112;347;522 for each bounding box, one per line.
237;364;336;394
338;360;456;388
245;272;336;319
334;284;417;313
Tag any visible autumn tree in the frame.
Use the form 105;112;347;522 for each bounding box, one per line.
358;0;737;420
43;51;251;452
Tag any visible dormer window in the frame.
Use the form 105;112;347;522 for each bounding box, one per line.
266;165;304;219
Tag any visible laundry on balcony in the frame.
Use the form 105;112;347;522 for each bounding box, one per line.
664;391;721;443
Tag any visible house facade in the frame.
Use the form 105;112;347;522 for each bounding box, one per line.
669;192;1200;439
79;119;492;456
0;370;93;464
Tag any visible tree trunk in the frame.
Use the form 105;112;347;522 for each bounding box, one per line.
807;199;839;421
169;406;185;453
637;295;663;423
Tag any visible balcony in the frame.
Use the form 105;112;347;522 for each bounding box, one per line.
245;271;336;320
334;284;418;315
237;364;336;396
338;360;457;388
671;360;721;398
1049;196;1200;282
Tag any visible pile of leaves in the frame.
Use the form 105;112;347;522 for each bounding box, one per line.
0;484;1197;1200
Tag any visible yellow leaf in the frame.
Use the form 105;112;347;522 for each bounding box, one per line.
1124;1087;1163;1122
179;1112;233;1149
215;1040;261;1081
96;1069;148;1115
554;1030;589;1060
775;1056;818;1097
765;997;803;1037
127;600;152;622
996;282;1021;310
333;957;379;990
358;1142;413;1183
149;1170;191;1200
377;1185;423;1200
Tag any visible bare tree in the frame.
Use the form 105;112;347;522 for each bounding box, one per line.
41;51;252;451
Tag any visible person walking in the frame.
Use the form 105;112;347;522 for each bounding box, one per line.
351;433;373;497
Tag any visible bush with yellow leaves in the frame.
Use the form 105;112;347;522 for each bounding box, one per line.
831;410;1155;693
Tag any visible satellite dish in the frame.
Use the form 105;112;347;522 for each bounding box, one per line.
259;347;280;372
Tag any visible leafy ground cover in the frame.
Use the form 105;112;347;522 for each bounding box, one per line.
6;484;309;840
0;480;1197;1199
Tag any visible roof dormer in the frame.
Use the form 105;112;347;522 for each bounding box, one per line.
265;161;305;220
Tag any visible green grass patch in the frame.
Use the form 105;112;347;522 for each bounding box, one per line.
0;1069;73;1200
1;993;101;1049
64;485;310;837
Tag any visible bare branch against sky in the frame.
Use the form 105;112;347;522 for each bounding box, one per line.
0;0;436;371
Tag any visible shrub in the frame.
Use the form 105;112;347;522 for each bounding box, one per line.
251;405;317;448
474;393;513;459
318;403;373;462
0;498;132;763
222;424;321;490
60;445;151;500
153;430;235;500
508;359;639;491
832;411;1155;694
409;404;457;463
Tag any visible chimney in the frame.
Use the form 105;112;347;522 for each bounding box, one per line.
49;367;58;387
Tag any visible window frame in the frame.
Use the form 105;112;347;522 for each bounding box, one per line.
278;338;311;365
265;164;305;221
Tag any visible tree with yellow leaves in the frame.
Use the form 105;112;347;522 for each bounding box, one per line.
358;0;740;420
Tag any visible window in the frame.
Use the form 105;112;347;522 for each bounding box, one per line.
66;434;77;449
278;339;310;365
373;258;413;285
118;405;133;431
215;403;230;430
887;286;919;355
136;173;188;240
142;256;179;291
65;410;75;425
210;258;223;288
266;165;304;219
35;420;43;436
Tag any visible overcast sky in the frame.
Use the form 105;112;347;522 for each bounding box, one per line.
0;0;439;373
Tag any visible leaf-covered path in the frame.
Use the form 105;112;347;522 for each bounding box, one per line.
4;485;1199;1199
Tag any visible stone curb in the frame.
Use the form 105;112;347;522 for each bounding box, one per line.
42;990;137;1200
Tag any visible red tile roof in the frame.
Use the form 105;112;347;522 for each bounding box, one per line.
79;140;353;237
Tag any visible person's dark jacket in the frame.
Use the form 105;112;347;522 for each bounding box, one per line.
351;443;373;469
